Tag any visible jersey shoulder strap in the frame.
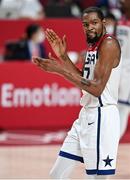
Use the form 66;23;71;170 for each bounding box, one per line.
88;33;113;51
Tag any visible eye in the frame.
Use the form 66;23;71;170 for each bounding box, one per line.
93;21;98;25
83;23;89;28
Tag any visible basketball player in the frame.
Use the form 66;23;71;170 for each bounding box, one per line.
32;7;121;179
116;0;130;138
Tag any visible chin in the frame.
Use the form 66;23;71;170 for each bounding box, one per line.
87;36;98;44
87;33;102;44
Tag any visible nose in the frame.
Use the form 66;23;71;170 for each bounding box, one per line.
88;24;94;31
84;23;94;31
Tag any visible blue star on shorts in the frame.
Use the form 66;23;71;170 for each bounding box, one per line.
103;155;114;167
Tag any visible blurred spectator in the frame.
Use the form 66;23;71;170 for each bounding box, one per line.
116;0;130;138
108;0;118;8
94;0;121;20
105;12;117;35
109;0;122;20
39;0;48;7
45;0;81;18
79;0;97;11
63;0;81;17
96;0;109;8
45;3;72;18
0;0;45;19
4;24;47;61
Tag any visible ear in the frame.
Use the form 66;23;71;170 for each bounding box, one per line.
102;19;106;26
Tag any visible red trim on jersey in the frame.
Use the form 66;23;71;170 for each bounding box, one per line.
87;33;112;51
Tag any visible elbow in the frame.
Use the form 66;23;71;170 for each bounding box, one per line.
82;80;105;97
92;91;102;97
86;87;103;97
93;91;102;97
94;87;104;97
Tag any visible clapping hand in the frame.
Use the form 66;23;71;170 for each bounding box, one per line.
45;29;67;58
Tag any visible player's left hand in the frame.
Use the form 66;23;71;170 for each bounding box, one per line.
45;28;67;59
32;53;62;74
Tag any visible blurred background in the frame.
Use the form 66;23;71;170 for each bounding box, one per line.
0;0;130;179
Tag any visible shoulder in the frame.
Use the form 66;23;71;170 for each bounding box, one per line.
99;36;121;53
102;36;119;47
98;36;121;67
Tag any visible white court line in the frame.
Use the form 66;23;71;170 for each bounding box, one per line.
0;130;67;143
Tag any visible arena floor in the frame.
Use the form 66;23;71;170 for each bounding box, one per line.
0;144;129;179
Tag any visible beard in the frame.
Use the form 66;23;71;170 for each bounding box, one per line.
87;32;102;44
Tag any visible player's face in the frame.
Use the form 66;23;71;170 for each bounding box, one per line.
82;12;105;43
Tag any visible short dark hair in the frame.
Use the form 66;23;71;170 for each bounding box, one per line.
82;7;104;20
105;12;116;21
26;24;41;39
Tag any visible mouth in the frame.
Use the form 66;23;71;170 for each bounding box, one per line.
87;32;96;38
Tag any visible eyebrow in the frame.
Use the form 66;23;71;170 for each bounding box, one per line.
82;18;99;23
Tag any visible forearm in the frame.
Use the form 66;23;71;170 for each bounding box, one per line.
61;68;101;97
60;53;82;76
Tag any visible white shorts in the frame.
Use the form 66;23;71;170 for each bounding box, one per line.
59;105;120;175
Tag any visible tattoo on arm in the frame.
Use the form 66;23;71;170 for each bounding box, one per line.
81;78;91;86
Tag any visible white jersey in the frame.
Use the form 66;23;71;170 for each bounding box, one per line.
116;19;130;62
116;18;130;104
80;34;121;108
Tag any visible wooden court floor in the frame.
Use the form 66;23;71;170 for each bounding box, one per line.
0;144;129;179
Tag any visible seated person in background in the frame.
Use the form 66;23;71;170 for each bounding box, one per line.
4;24;47;61
0;0;45;19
